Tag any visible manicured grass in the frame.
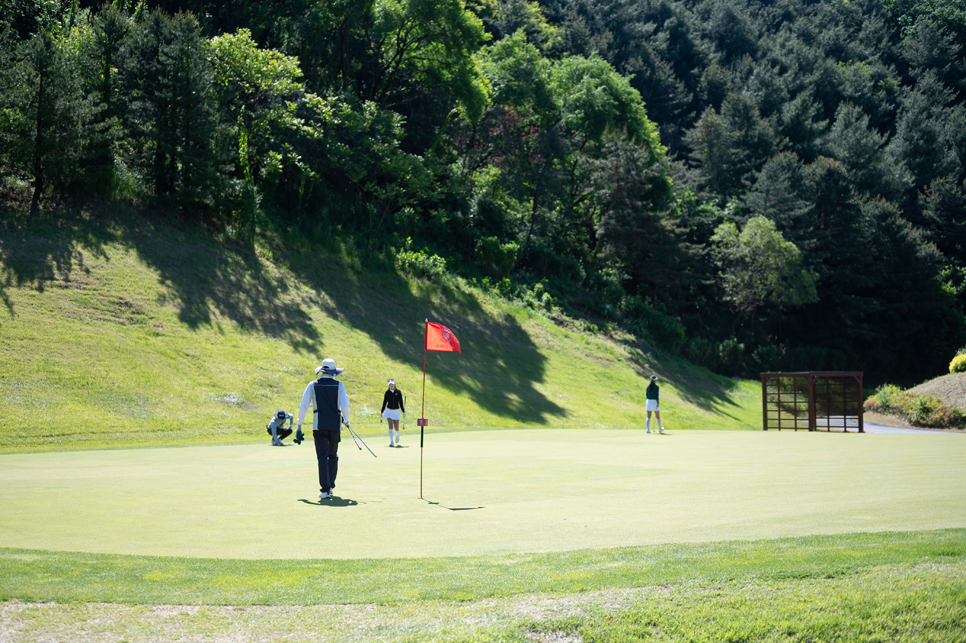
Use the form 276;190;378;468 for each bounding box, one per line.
1;530;964;605
4;207;964;642
0;205;758;453
2;431;964;559
1;535;964;641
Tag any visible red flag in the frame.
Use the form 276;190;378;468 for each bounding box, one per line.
425;322;461;353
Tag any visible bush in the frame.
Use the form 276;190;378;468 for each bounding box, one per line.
395;238;448;281
950;353;966;374
476;236;519;279
864;384;964;428
619;296;687;350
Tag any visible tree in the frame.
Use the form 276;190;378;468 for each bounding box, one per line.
2;28;95;210
777;93;827;163
120;9;220;212
206;28;304;224
887;71;961;212
745;151;810;228
685;92;776;197
547;53;669;272
368;0;490;137
825;102;908;201
710;215;817;327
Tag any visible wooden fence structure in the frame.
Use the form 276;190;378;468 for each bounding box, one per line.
761;372;864;432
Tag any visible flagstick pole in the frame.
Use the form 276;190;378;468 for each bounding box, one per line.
420;319;428;499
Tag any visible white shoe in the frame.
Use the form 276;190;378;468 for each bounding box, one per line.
646;428;651;434
319;491;331;500
659;427;665;434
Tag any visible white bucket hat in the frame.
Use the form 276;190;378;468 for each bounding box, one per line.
315;358;344;375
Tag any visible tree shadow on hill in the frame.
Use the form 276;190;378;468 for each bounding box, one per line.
622;338;745;415
302;261;566;424
125;219;319;352
1;205;564;424
0;205;318;352
0;206;114;320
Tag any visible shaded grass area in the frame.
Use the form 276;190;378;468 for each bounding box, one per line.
1;529;964;605
0;204;759;453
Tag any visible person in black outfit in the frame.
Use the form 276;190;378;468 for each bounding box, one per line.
381;379;405;447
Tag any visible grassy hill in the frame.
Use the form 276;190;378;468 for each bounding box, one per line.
0;204;759;452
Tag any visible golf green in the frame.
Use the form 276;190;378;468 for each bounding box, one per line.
1;430;964;559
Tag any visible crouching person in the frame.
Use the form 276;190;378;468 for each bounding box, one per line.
267;409;294;445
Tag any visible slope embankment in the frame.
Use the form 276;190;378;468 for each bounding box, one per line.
0;205;759;451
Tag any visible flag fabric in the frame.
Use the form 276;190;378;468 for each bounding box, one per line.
425;322;461;353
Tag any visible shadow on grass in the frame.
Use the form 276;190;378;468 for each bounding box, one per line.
0;206;112;318
298;255;566;424
1;203;566;424
623;342;743;414
0;204;319;352
297;498;360;507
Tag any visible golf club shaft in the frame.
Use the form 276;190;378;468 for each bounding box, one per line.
346;423;377;458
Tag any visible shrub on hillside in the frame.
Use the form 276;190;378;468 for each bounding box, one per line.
395;238;448;281
951;352;966;374
864;384;964;428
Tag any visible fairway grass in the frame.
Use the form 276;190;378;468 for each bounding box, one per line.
6;429;965;640
2;430;964;560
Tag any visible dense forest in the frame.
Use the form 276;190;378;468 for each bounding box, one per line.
2;0;965;385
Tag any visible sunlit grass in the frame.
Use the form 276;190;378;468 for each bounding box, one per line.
0;205;759;453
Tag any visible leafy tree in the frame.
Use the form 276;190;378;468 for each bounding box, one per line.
710;215;817;328
469;31;559;264
120;9;220;211
546;53;668;273
883;0;966;42
685;92;776;197
206;29;304;224
368;0;489;137
744;151;810;227
2;28;96;209
825;102;908;201
472;0;558;48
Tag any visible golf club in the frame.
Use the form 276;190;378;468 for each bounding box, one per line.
345;421;377;458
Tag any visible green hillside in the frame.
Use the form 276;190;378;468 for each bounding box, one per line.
0;205;758;452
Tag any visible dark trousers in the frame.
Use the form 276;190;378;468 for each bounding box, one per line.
313;429;340;492
266;426;293;440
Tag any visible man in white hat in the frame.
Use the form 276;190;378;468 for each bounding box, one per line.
296;358;351;500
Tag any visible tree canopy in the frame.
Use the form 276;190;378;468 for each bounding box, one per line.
3;0;965;384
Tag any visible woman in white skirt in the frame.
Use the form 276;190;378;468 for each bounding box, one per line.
645;375;664;433
381;379;406;446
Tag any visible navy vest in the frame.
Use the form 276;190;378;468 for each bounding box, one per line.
312;378;342;431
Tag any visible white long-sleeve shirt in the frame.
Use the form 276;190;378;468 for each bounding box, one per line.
296;376;350;430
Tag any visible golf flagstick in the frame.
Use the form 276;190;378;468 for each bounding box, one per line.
419;319;461;499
